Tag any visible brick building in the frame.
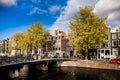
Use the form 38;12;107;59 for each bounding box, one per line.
44;28;73;57
0;38;10;53
97;28;120;60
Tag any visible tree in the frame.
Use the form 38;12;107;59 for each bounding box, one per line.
10;23;50;55
9;32;25;55
69;6;110;58
23;23;50;53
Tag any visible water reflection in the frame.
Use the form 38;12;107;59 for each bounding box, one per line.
28;67;120;80
60;67;120;80
0;67;120;80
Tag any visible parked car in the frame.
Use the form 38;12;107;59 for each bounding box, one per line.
109;58;120;64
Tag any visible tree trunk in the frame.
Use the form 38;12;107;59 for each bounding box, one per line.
85;52;88;60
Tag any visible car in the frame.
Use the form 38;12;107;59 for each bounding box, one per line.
109;58;120;64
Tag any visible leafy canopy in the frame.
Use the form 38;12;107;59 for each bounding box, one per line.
10;23;50;52
25;23;50;51
10;32;25;51
69;6;110;54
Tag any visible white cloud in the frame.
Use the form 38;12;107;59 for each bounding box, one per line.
49;5;61;14
49;0;98;34
28;7;47;15
108;10;120;21
94;0;120;27
0;0;17;6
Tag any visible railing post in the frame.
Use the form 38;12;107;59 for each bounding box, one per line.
0;57;2;65
16;56;17;63
8;57;10;64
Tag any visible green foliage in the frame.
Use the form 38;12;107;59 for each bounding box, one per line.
69;6;110;55
10;32;25;51
10;23;50;53
25;23;50;51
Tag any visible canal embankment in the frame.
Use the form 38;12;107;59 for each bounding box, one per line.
61;60;120;70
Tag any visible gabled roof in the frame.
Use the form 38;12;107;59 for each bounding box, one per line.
61;31;67;38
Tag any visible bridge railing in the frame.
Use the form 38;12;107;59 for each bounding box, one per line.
0;56;29;65
0;54;75;66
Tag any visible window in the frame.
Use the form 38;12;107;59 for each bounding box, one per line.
114;41;117;45
112;33;117;39
101;50;104;53
56;32;58;35
118;40;120;46
98;50;100;53
101;57;104;59
105;50;110;55
59;36;61;39
112;40;117;47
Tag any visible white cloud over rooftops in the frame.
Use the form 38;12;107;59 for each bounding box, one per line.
50;0;120;35
49;0;98;34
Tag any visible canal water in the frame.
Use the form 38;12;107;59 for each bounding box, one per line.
0;67;120;80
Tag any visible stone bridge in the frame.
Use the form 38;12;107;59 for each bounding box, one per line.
0;56;77;78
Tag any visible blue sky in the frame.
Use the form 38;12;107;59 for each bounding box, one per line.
0;0;67;40
0;0;120;40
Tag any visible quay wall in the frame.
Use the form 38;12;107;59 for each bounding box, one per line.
61;60;120;70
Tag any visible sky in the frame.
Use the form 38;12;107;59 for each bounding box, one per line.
0;0;120;40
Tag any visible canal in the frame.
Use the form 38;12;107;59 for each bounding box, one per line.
0;67;120;80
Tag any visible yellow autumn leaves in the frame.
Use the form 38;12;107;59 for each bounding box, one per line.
69;6;110;55
9;23;50;53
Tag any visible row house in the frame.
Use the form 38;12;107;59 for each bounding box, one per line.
87;27;111;60
1;28;73;57
44;28;73;57
44;28;120;59
0;38;10;54
97;28;120;60
97;35;111;60
111;29;120;58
